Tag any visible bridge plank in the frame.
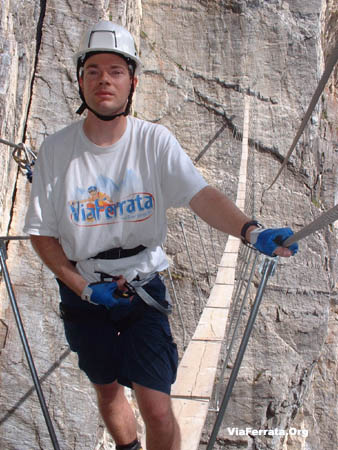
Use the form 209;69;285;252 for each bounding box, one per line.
192;307;229;341
171;340;221;398
172;399;209;450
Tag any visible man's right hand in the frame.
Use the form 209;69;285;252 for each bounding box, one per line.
81;279;132;311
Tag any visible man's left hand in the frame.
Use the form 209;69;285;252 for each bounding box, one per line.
252;227;298;257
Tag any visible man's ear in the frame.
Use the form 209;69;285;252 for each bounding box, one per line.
79;74;84;90
133;77;138;90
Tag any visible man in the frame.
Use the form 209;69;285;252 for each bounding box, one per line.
24;21;298;450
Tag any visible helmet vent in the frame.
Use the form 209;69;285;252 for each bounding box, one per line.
88;30;117;49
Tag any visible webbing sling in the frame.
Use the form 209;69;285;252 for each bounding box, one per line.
129;273;172;315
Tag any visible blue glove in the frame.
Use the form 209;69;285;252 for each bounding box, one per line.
81;282;132;317
253;227;298;257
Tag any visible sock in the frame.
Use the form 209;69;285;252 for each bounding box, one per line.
116;438;142;450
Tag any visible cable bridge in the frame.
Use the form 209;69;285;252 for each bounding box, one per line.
0;42;337;450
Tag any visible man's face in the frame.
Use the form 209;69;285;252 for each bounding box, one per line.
79;52;136;117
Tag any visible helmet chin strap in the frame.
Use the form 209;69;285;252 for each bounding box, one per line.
76;102;127;121
76;56;135;122
76;81;135;121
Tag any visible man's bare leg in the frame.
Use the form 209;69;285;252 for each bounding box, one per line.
134;383;181;450
93;381;138;446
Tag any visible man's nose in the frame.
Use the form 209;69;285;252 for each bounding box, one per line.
98;70;111;84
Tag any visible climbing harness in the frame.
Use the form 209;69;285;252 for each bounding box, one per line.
99;274;136;299
95;271;172;315
93;245;146;260
0;137;37;182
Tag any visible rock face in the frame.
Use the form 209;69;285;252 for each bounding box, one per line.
0;1;337;450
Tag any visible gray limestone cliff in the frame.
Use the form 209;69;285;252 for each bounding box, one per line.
0;1;337;449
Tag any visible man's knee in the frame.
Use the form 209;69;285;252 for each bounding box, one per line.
134;384;175;428
93;380;124;406
147;403;174;427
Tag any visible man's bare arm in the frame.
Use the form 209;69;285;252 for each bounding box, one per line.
30;235;87;296
189;186;293;257
189;186;250;238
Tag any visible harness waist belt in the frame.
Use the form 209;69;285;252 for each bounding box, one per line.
93;245;146;260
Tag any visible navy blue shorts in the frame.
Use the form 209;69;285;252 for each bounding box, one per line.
58;275;178;395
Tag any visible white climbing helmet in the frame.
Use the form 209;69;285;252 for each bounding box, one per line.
74;20;141;75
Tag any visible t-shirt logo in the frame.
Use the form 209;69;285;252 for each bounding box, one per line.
69;185;155;227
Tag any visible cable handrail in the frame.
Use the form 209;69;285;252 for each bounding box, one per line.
206;192;338;447
266;40;338;190
0;238;61;450
206;254;278;449
204;45;338;446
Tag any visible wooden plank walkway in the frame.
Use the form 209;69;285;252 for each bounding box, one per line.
170;234;237;450
170;97;250;450
140;97;250;449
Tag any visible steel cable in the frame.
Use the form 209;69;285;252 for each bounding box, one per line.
266;41;338;190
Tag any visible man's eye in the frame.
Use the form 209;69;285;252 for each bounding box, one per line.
111;70;124;76
84;68;99;77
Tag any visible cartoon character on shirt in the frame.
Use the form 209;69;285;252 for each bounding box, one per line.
69;181;155;227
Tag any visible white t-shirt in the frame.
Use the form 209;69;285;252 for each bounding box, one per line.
24;117;207;282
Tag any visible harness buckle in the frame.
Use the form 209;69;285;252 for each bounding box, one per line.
95;272;135;298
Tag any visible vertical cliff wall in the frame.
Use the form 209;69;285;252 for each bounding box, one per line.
0;0;337;449
135;2;337;450
0;2;143;449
